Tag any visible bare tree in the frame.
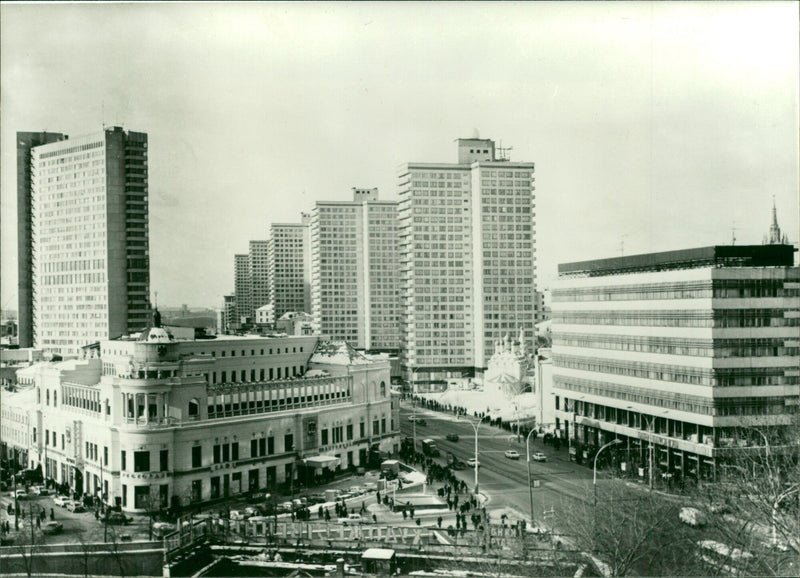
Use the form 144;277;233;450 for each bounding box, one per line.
698;422;799;577
554;485;706;577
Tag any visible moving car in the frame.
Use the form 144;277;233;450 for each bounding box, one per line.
446;433;460;442
504;450;520;460
42;521;63;535
531;452;547;462
66;501;86;513
341;513;363;525
13;489;28;500
407;415;418;422
53;495;70;507
416;418;427;426
32;486;53;496
466;458;480;468
229;510;247;520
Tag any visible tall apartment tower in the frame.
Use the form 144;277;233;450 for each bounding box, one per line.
250;240;271;314
17;131;68;348
551;245;799;480
21;126;151;356
234;254;252;326
311;188;400;351
399;138;536;389
268;216;311;319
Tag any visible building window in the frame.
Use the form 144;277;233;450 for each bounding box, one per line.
104;446;109;466
321;429;329;445
268;436;275;455
134;486;150;509
380;381;386;397
191;480;202;502
213;445;221;464
160;450;168;471
210;476;220;499
122;484;127;508
188;398;199;417
192;446;202;468
134;451;150;472
232;442;239;461
284;433;294;452
346;424;353;440
121;451;127;471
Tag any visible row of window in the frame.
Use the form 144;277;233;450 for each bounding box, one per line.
553;334;800;358
552;309;799;328
553;279;799;302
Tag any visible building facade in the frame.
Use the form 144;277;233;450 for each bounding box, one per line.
250;240;271;316
268;218;312;319
17;131;68;348
12;330;396;512
398;138;537;390
234;254;252;326
311;188;400;351
23;127;151;357
551;245;799;481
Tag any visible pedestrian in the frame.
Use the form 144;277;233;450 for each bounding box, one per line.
376;491;381;504
437;516;443;528
36;516;41;529
415;518;421;526
50;508;55;520
372;514;377;524
402;510;407;520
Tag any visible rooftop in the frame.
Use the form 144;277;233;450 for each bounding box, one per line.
558;245;797;278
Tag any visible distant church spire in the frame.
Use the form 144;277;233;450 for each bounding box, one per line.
763;196;789;245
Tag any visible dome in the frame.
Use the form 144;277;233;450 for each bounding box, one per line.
138;326;174;343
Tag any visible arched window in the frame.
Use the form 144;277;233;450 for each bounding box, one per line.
380;381;386;397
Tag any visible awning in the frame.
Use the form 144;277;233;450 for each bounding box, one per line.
302;455;341;469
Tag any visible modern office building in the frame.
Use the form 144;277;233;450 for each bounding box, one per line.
17;131;68;348
20;127;151;357
8;327;396;512
310;188;400;351
398;138;537;390
551;245;799;481
268;217;312;319
250;240;271;315
234;254;252;326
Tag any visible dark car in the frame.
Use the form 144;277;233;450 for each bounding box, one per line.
416;418;427;426
446;433;460;442
42;521;63;535
105;512;130;525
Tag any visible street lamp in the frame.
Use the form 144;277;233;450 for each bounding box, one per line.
525;428;537;525
463;415;488;494
593;439;622;512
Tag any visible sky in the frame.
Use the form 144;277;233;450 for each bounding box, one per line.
2;1;798;310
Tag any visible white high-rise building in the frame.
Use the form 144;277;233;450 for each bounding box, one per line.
311;188;400;351
268;218;311;319
399;138;537;390
27;127;151;356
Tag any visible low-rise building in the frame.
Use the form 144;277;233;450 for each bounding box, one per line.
8;327;397;512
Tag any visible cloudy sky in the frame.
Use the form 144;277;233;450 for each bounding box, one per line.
2;2;798;310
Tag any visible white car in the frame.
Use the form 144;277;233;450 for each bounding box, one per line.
467;458;480;468
53;495;70;507
340;513;364;525
14;489;28;499
31;486;53;496
679;507;708;527
407;415;418;422
229;510;246;520
531;452;547;462
504;450;520;460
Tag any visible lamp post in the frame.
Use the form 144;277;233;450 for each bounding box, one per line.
593;439;622;512
526;428;537;525
463;415;488;494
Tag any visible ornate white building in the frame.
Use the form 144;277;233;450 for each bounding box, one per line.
484;330;534;399
6;324;397;512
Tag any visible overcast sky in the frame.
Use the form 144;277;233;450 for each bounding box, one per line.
2;1;798;310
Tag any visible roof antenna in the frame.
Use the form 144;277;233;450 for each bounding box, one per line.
730;220;738;245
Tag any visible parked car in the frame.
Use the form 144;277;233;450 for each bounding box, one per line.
13;489;28;500
407;415;418;422
152;522;175;538
106;512;130;525
308;493;326;505
53;495;70;507
679;507;708;527
446;433;460;442
66;501;86;513
340;513;364;525
42;521;63;535
348;486;365;496
504;450;521;460
244;506;260;518
31;486;53;496
467;458;480;468
277;501;294;513
531;452;547;462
